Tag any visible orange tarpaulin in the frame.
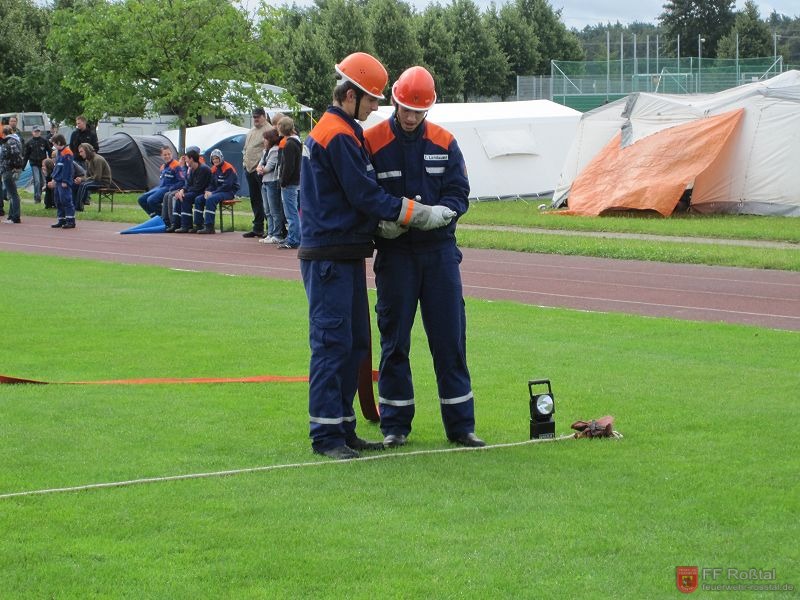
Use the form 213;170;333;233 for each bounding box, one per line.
565;109;744;217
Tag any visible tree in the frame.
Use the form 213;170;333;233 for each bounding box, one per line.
417;6;464;102
0;0;51;111
485;2;541;99
48;0;279;151
283;20;335;115
659;0;735;59
514;0;584;73
317;0;373;63
367;0;423;83
717;1;772;58
443;0;509;101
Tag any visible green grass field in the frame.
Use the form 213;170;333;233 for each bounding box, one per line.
1;252;798;598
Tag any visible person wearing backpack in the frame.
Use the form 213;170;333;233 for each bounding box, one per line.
0;126;25;224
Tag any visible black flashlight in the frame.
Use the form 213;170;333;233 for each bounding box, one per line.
529;379;555;439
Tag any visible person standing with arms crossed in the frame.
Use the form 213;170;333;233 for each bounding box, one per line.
299;52;456;460
364;66;485;448
242;107;271;238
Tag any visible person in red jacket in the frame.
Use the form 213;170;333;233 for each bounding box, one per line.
364;66;484;448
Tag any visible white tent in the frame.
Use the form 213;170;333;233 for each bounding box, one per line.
553;70;800;216
364;100;581;199
162;120;249;151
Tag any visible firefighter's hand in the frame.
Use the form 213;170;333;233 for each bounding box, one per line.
397;197;456;231
376;220;408;239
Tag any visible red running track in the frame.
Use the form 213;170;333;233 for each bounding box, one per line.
1;216;799;331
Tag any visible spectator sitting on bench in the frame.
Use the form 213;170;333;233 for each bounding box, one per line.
194;148;239;234
74;143;113;210
172;147;212;233
137;146;184;218
42;158;55;209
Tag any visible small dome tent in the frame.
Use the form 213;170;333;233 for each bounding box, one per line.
98;133;178;190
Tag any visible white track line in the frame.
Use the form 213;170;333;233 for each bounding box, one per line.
0;435;591;500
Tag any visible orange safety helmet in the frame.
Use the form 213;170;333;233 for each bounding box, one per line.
392;66;437;111
335;52;388;100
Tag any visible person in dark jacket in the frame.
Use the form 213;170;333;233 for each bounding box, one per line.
50;134;76;228
23;126;52;204
194;148;238;234
68;116;99;166
298;52;455;460
276;117;302;249
137;146;185;217
364;66;484;449
173;148;212;233
0;128;24;224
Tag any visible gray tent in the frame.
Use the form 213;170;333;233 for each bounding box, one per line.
98;133;178;190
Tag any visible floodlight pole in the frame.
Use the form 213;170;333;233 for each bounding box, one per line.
698;35;705;93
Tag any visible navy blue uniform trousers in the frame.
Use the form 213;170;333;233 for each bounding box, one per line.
373;246;475;439
301;259;370;452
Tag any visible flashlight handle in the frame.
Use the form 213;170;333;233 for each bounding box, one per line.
528;379;552;396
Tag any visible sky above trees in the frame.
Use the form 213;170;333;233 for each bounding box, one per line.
552;0;797;28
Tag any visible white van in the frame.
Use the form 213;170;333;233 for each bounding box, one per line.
0;111;52;139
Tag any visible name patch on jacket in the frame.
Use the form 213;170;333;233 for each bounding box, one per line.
424;154;448;161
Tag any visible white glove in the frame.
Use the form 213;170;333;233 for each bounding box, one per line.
397;197;456;231
376;220;408;239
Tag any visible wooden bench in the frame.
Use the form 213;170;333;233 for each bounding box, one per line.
95;188;143;212
218;198;242;233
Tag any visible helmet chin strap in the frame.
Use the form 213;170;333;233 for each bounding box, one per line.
353;87;364;121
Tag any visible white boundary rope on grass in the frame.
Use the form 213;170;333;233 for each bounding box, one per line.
0;433;622;500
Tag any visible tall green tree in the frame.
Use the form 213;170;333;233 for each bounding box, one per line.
717;0;772;58
515;0;584;73
485;2;541;99
367;0;423;84
0;0;50;111
659;0;735;59
317;0;373;63
49;0;279;150
443;0;509;101
283;20;335;115
417;5;464;102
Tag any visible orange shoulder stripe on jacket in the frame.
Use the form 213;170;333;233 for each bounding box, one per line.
310;113;360;149
363;120;394;155
424;122;454;150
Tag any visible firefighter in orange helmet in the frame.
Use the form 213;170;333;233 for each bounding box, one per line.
298;53;457;460
364;66;484;449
